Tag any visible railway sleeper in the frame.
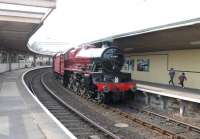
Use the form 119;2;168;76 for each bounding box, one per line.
45;105;66;109
62;121;91;126
52;112;74;117
67;127;96;133
51;110;72;113
49;109;72;113
47;107;66;111
42;102;64;106
64;123;93;129
73;132;102;139
56;115;78;120
59;119;83;123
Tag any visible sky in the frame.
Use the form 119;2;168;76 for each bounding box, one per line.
29;0;200;53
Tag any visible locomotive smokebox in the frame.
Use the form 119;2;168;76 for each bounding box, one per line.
101;47;124;73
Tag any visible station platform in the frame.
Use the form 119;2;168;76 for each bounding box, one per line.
135;80;200;103
0;68;74;139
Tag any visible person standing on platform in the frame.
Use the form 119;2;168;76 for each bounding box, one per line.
178;72;187;88
168;68;175;86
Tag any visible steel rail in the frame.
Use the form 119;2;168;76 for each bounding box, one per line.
28;69;39;95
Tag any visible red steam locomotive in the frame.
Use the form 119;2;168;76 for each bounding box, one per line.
53;44;136;103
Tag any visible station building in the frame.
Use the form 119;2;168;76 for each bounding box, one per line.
92;18;200;90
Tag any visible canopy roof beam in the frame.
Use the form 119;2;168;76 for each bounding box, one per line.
0;0;56;8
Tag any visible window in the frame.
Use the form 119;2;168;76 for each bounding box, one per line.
0;51;8;63
122;58;134;72
11;53;17;63
129;59;134;71
122;58;129;71
64;53;68;60
18;54;24;60
137;59;150;72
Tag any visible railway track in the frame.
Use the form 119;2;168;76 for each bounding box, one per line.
24;68;120;139
102;105;200;139
93;98;200;139
126;105;200;139
60;91;185;139
45;71;200;139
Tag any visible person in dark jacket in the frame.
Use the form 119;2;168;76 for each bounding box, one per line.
168;68;175;86
178;72;187;88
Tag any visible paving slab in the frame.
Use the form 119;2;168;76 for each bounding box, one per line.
0;68;75;139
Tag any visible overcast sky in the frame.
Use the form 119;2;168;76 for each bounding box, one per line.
29;0;200;53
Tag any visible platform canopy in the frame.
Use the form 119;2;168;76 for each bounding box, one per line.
90;18;200;53
0;0;56;53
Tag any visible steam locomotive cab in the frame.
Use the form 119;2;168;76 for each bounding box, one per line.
61;45;136;103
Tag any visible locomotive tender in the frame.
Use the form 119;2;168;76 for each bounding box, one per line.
53;44;136;103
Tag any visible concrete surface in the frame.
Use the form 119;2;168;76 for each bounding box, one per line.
136;80;200;103
0;68;74;139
